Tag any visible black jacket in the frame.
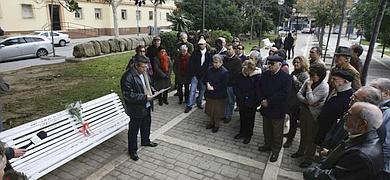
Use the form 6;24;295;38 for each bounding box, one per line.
120;68;154;118
315;89;354;145
304;131;384;180
188;50;212;79
203;66;229;99
259;69;292;119
223;55;242;86
234;69;262;108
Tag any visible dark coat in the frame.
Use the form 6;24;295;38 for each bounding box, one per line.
188;50;212;79
203;66;229;99
259;69;292;119
173;53;191;84
234;69;261;108
152;56;172;90
284;35;294;50
304;131;384;180
120;68;154;118
315;89;354;145
146;45;161;61
223;55;242;86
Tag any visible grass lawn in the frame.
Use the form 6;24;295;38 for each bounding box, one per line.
242;33;278;52
360;39;390;56
0;52;134;128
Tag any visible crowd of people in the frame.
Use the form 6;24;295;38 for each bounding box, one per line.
121;31;390;179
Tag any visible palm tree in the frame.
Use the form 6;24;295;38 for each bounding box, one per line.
167;10;193;32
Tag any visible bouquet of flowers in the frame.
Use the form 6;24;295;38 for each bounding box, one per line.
66;101;91;136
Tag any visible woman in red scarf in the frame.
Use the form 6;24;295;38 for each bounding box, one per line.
173;45;191;104
153;47;172;105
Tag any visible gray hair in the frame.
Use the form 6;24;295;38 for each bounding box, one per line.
179;32;188;38
370;78;390;93
180;44;188;51
354;102;383;131
249;50;262;61
359;86;382;105
212;54;223;63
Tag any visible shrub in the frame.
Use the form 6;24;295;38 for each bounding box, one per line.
160;31;178;57
209;30;233;45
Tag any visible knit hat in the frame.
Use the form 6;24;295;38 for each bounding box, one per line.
331;69;354;82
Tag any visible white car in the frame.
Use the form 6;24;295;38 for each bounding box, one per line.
34;31;71;47
0;35;53;62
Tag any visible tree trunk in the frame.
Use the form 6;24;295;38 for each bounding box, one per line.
111;1;119;38
319;26;325;49
324;25;333;62
250;12;254;42
332;0;347;67
381;42;386;58
361;0;388;85
154;4;158;35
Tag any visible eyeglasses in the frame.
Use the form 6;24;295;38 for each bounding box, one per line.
293;61;300;64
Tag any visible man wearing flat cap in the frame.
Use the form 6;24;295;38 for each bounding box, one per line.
329;46;361;92
258;55;292;162
315;69;354;148
304;102;384;180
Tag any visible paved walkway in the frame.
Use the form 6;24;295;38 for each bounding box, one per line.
41;93;304;180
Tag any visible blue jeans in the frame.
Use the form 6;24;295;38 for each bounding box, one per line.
187;76;205;108
385;156;390;173
224;86;236;119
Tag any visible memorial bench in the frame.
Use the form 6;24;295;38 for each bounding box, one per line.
0;93;129;180
262;38;274;49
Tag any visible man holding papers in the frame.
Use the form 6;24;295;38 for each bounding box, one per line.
121;56;164;161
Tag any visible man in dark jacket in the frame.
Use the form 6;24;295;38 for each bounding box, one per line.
258;55;292;162
304;102;384;180
184;38;212;113
121;56;157;161
222;44;242;123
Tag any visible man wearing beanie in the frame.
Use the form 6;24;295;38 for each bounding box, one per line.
258;55;292;162
315;70;354;148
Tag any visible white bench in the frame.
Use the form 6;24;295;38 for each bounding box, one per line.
0;93;129;180
262;38;274;49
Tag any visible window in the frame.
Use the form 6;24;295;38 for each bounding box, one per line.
136;10;141;20
24;37;44;43
21;4;33;18
159;12;162;20
75;8;82;19
166;13;169;20
149;11;153;20
2;38;26;46
121;9;127;20
95;8;102;19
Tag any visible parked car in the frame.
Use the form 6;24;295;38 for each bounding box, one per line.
33;31;70;47
0;35;53;62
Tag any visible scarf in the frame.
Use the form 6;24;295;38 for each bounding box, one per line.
159;53;170;73
179;53;190;76
141;72;153;97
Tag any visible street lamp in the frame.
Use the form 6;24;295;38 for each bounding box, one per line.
292;8;296;31
277;0;284;31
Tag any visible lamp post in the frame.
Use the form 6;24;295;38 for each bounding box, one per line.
292;8;296;31
202;0;205;34
277;0;284;31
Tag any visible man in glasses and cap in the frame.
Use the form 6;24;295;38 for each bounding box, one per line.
258;55;292;162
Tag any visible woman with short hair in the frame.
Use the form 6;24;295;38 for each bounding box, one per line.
203;55;229;133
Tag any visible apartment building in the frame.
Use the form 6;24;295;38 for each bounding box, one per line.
0;0;176;38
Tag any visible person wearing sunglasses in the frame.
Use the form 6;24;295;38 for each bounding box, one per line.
258;55;292;162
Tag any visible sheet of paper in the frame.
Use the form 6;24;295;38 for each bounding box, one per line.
150;87;171;98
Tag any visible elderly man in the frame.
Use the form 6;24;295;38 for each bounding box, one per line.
184;38;212;113
315;70;354;147
177;32;194;54
320;86;382;156
121;56;157;161
309;46;325;66
304;102;384;180
258;55;292;162
330;46;361;91
370;78;390;175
